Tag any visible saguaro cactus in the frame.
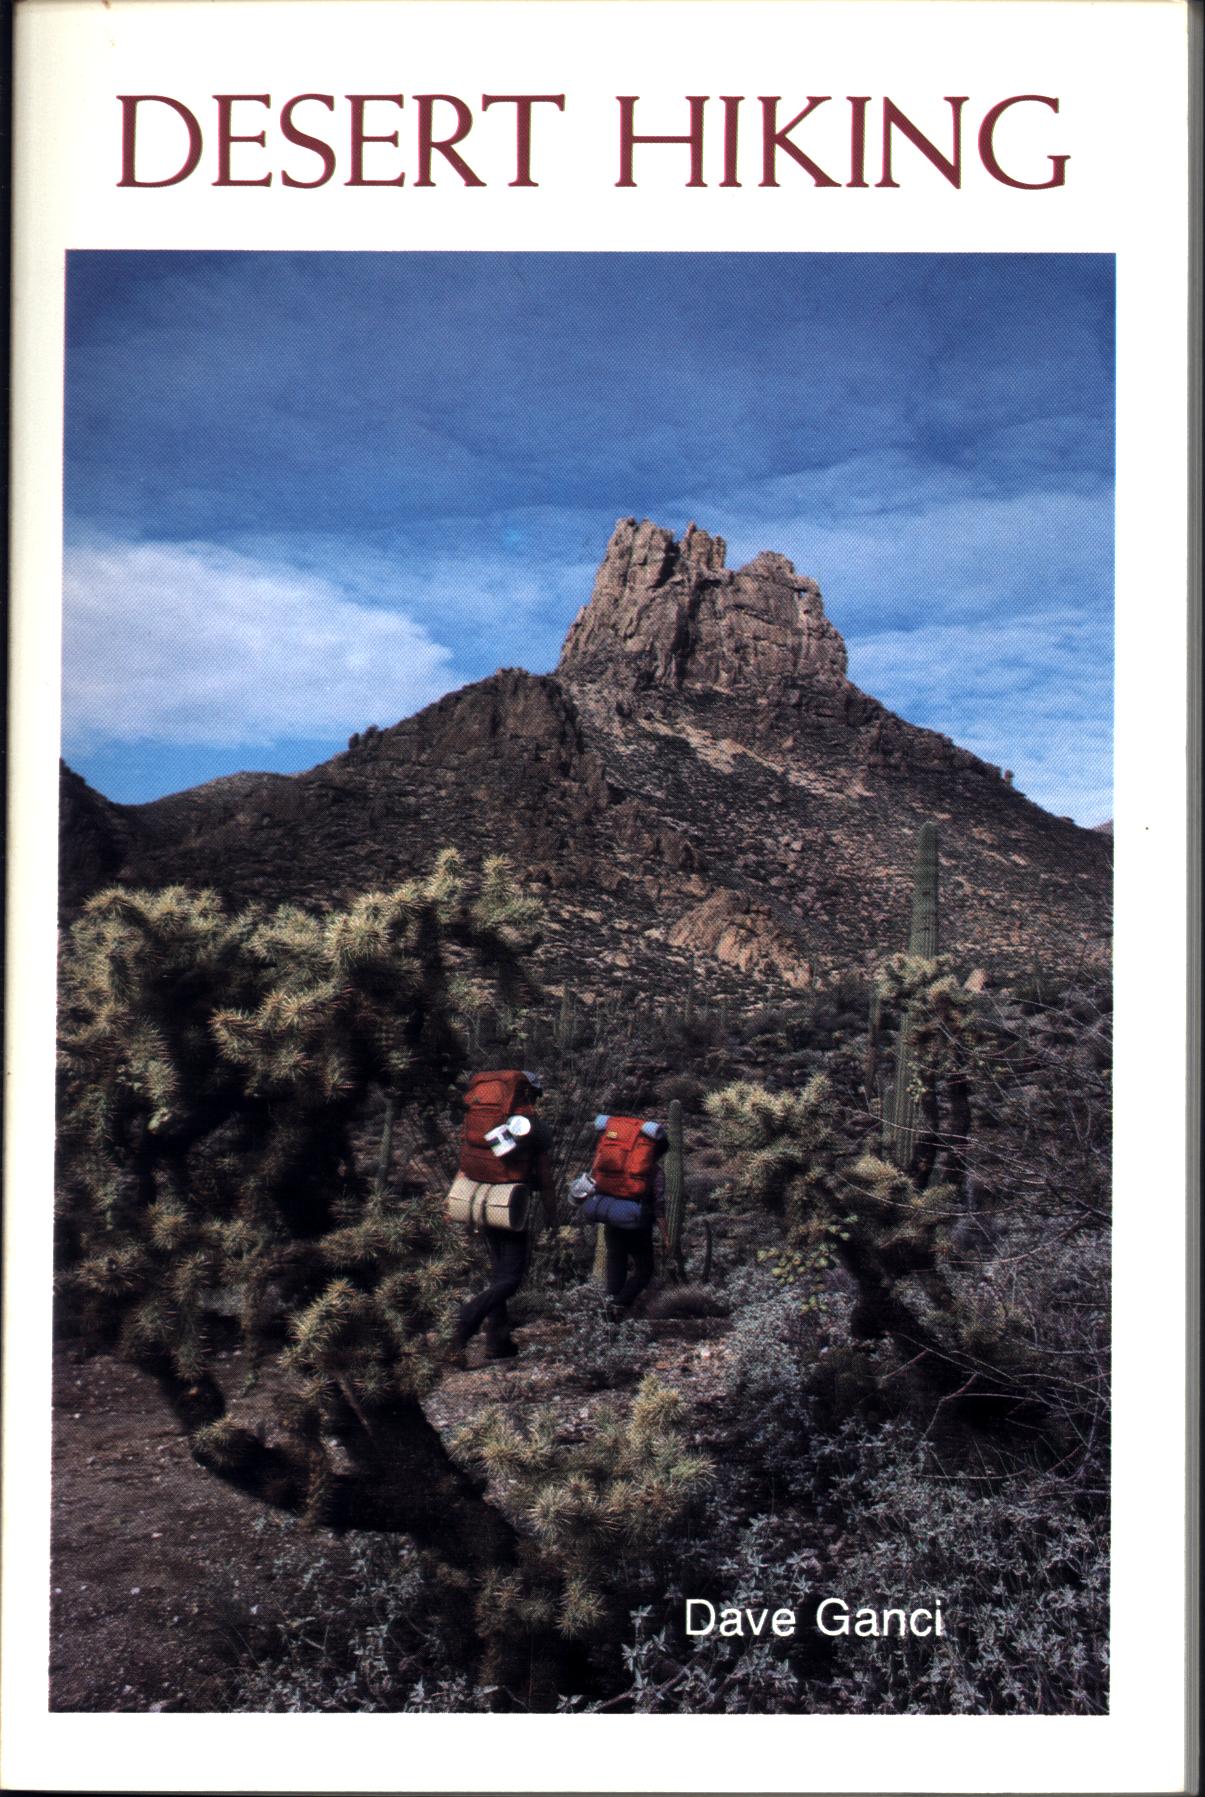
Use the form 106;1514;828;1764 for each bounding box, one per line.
907;821;940;957
864;984;883;1114
885;823;940;1174
665;1098;687;1276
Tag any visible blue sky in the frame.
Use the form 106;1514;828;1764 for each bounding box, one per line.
63;251;1113;822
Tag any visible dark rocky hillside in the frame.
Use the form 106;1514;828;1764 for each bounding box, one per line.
59;518;1110;990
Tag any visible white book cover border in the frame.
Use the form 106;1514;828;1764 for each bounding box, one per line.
3;1;1194;1791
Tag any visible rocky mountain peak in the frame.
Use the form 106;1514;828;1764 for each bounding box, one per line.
557;517;849;696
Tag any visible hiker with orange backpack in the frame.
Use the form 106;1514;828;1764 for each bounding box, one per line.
446;1069;554;1364
573;1113;669;1314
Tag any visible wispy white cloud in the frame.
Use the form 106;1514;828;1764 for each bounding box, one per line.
691;465;1113;630
62;539;460;750
224;519;603;675
847;610;1112;825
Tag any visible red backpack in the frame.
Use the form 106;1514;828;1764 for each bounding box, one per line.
590;1115;661;1201
460;1070;538;1184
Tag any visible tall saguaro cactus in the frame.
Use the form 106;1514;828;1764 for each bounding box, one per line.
885;824;940;1174
907;821;940;957
665;1099;687;1276
865;984;883;1113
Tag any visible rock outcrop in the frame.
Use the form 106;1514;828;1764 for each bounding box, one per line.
559;518;848;696
58;520;1111;996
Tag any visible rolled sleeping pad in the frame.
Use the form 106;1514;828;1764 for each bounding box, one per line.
445;1172;530;1232
581;1191;646;1230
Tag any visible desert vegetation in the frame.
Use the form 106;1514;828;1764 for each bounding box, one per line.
53;831;1110;1714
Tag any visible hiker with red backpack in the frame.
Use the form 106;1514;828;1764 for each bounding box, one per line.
446;1069;554;1364
573;1113;669;1314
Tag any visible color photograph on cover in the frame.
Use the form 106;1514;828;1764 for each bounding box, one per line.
53;250;1113;1715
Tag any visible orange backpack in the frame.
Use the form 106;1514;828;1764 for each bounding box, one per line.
459;1070;538;1184
590;1115;662;1201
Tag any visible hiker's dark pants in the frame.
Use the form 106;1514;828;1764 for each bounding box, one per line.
458;1226;530;1346
605;1224;655;1309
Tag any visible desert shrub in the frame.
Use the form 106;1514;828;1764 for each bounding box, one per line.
741;1004;798;1044
577;1258;1107;1716
556;1283;654;1387
566;1519;815;1713
810;1420;1108;1714
220;1516;495;1713
635;1413;1108;1715
656;1004;725;1057
716;1270;872;1495
817;970;872;1024
967;978;1111;1226
660;1073;706;1113
643;1282;729;1320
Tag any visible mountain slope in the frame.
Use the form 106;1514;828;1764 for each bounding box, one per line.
58;519;1110;993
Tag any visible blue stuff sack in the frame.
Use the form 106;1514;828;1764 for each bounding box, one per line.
580;1191;646;1230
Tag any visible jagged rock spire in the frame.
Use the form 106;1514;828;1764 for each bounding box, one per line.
557;517;849;695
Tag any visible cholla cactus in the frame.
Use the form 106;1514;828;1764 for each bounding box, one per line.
706;1075;841;1215
706;1074;958;1338
56;859;534;1518
706;1075;849;1293
456;1376;712;1644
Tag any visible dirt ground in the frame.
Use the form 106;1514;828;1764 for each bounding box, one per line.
50;1346;328;1712
49;1314;732;1712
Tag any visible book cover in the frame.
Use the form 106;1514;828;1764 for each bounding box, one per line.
3;2;1194;1791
